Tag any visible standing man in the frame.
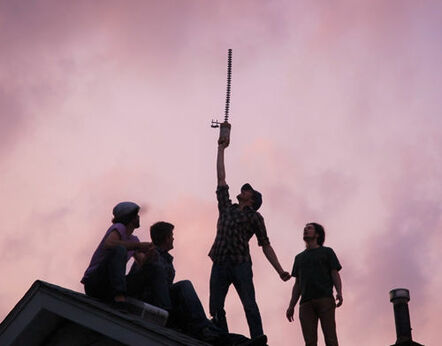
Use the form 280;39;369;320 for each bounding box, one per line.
286;223;343;346
209;122;291;339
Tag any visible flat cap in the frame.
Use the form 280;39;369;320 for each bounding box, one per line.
112;201;140;219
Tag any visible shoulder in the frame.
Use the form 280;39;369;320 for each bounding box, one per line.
249;210;264;222
110;223;126;232
322;246;336;254
322;247;340;260
106;223;126;234
295;250;306;260
293;251;305;267
107;223;126;237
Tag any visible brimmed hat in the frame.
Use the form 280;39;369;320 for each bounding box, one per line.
241;183;262;211
112;202;140;219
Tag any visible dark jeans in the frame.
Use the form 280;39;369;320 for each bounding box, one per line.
168;280;211;334
209;261;264;338
168;280;252;345
83;246;172;310
299;297;338;346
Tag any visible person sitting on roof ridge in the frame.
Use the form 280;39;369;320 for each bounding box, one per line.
81;202;159;310
129;221;268;346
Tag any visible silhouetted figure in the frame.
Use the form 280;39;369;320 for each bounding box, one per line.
131;221;268;346
81;202;158;309
286;223;343;346
209;122;291;339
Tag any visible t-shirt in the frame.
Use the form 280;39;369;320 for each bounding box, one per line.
81;223;139;283
292;246;342;304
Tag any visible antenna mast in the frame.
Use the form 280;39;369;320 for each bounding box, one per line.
211;49;233;128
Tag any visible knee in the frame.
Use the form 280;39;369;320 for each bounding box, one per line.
174;280;193;289
243;299;259;312
210;291;226;313
173;280;196;295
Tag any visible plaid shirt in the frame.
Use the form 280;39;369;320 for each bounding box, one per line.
209;185;270;264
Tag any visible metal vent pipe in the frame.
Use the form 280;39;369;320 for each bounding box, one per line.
389;288;424;346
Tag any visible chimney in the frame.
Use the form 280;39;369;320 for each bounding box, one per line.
389;288;424;346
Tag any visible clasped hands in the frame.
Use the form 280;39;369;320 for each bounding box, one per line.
137;242;159;262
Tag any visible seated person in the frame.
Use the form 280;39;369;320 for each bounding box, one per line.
130;221;268;346
81;202;159;308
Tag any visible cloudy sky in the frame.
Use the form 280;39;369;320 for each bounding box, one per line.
1;1;441;345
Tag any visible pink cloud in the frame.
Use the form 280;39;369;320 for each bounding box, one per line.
1;1;441;345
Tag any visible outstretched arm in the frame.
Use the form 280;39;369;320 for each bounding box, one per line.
217;144;227;186
262;244;291;281
104;230;154;252
286;278;301;322
331;269;343;307
217;122;230;187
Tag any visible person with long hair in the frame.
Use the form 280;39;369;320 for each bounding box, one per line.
286;223;343;346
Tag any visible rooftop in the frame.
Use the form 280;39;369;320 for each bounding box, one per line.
0;280;210;346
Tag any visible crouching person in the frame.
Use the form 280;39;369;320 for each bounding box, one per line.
81;202;157;309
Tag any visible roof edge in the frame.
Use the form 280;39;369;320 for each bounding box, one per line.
1;280;209;345
0;280;43;335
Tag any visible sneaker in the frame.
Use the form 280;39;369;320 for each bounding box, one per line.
197;326;224;343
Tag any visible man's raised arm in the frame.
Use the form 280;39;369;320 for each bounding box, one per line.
217;123;229;187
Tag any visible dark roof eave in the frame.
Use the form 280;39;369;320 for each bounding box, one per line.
0;280;209;346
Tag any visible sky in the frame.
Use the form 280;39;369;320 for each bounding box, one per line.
0;1;441;345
